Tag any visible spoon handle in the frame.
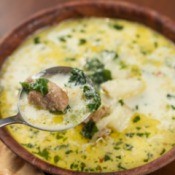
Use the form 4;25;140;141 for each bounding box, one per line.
0;114;23;128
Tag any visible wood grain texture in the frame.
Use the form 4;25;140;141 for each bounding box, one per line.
0;0;175;175
0;0;175;38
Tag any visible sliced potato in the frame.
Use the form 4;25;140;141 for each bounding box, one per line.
101;78;145;99
96;105;133;132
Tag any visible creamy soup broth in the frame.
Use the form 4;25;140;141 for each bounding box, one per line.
0;18;175;172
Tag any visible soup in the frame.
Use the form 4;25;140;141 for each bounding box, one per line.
19;68;99;131
0;18;175;172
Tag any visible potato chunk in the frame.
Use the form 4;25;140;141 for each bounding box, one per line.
101;78;145;99
96;105;133;132
28;81;69;112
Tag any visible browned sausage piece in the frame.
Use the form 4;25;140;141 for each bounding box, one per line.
28;81;69;112
84;106;110;124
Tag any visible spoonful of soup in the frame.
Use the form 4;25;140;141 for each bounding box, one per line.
0;67;101;131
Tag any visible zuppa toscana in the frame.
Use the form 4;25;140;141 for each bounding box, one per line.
0;18;175;172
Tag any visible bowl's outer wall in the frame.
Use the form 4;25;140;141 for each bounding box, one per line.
0;0;175;175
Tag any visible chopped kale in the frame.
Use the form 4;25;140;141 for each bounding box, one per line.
136;132;150;138
133;115;141;123
160;148;166;155
124;144;133;151
84;58;112;85
36;148;50;160
135;105;139;110
59;36;66;42
34;37;40;44
90;69;112;85
54;155;60;163
69;68;87;85
116;155;122;159
84;58;104;71
125;133;135;138
80;162;86;171
21;78;49;96
22;143;35;148
171;105;175;110
104;154;111;161
167;94;175;98
143;153;153;162
83;85;101;112
70;162;86;171
81;120;98;139
79;38;87;45
112;24;124;30
118;99;124;106
117;163;127;170
65;150;73;154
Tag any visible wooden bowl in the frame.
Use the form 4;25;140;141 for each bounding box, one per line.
0;0;175;174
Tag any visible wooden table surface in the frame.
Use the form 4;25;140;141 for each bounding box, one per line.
1;0;175;174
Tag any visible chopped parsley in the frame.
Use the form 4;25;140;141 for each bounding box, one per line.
143;153;153;162
136;132;150;138
34;37;40;44
160;148;166;155
123;144;133;151
21;78;49;96
69;68;87;85
54;155;60;163
83;84;101;112
112;24;124;30
84;58;104;71
69;68;101;112
104;154;111;161
167;94;175;99
36;148;50;160
118;99;124;106
125;133;135;138
79;38;87;45
84;58;112;85
118;163;127;170
59;36;66;42
133;115;141;123
81;120;98;139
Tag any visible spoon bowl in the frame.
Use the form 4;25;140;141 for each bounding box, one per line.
0;66;94;131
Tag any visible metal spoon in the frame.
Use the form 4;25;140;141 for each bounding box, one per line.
0;66;93;131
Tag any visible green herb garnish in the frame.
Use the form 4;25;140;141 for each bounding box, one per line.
69;68;87;85
84;58;112;85
118;99;124;106
133;115;141;123
81;120;98;139
112;24;124;30
54;155;60;163
36;148;50;160
21;78;49;96
104;154;111;161
79;38;87;45
83;84;101;112
84;58;104;71
34;37;40;44
90;69;112;85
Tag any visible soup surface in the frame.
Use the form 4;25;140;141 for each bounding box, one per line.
1;18;175;172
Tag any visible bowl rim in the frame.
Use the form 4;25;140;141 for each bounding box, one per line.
1;0;175;175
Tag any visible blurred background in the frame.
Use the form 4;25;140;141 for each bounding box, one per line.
0;0;175;175
1;0;175;38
